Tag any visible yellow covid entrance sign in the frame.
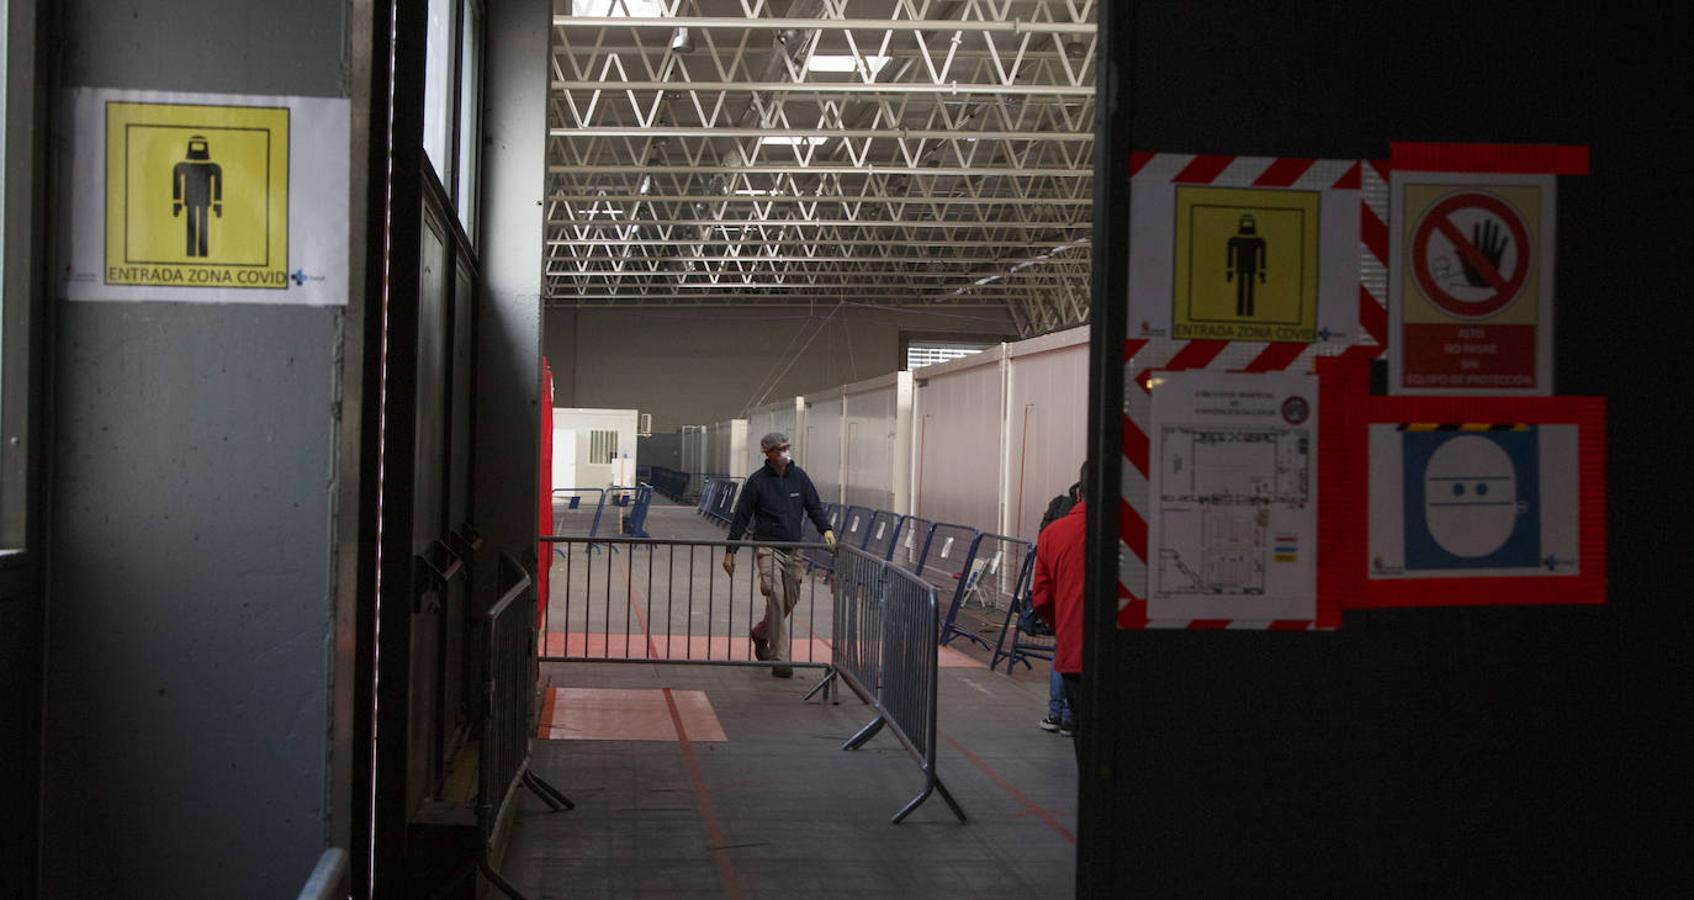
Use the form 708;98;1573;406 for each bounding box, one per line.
1171;186;1320;342
104;102;289;289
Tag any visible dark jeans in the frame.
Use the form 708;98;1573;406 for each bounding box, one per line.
1061;673;1082;765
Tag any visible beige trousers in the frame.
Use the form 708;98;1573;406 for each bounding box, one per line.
752;547;804;662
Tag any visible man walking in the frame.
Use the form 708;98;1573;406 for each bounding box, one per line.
1032;462;1087;762
724;432;837;677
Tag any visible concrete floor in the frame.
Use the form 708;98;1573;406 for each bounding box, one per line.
503;501;1077;898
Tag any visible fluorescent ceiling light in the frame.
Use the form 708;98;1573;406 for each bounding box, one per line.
569;0;667;17
757;136;826;147
806;55;892;74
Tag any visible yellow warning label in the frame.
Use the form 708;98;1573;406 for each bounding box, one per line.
1172;186;1320;342
104;102;289;288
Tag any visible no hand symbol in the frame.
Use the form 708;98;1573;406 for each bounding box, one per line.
1411;191;1531;319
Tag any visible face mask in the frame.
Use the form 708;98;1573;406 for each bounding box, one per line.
779;450;793;463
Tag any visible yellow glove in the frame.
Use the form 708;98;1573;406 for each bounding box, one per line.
823;530;838;551
722;551;736;576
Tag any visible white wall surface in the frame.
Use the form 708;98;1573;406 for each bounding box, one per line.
842;371;913;514
1004;327;1089;540
546;305;1016;431
912;347;1007;536
803;392;846;505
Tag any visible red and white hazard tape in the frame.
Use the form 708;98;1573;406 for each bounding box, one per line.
1118;153;1375;630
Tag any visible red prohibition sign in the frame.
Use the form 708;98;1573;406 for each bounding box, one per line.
1412;191;1532;318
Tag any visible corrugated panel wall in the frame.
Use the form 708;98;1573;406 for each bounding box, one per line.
913;349;1006;536
1004;328;1089;540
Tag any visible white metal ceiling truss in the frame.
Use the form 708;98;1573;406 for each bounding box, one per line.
547;0;1097;335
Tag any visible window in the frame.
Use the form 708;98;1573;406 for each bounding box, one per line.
454;0;482;241
588;430;620;464
422;0;456;183
906;341;992;371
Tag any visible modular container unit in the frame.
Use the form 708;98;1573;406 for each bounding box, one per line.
705;418;750;480
1003;326;1089;541
841;371;913;514
911;345;1008;537
801;389;846;506
553;407;641;489
679;425;709;499
745;396;806;475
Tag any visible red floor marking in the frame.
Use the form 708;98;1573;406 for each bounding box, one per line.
939;730;1076;845
612;551;660;659
536;683;558;739
663;687;745;900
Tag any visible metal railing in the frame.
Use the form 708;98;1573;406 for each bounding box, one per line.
940;533;1034;651
810;546;967;824
479;552;572;899
551;487;607;539
860;509;905;562
295;848;347;900
541;536;833;668
649;465;691;501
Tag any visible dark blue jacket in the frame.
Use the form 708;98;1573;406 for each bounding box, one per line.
727;461;832;543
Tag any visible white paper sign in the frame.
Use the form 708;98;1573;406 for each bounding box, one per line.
1387;171;1556;395
1148;370;1319;621
1366;424;1581;578
60;87;350;305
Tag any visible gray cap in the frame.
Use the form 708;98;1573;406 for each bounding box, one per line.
760;431;790;451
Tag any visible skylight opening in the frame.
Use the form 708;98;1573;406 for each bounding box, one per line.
806;55;893;75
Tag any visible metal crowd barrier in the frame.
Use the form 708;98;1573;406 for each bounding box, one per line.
798;503;843;573
838;505;873;551
809;545;967;824
715;479;743;523
479;553;572;899
541;536;833;668
990;554;1055;674
649;466;691;501
294;848;347;900
860;509;904;561
940;533;1035;651
551;487;607;539
620;484;654;537
890;514;934;571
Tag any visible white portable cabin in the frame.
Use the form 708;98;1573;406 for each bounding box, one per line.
705;418;749;479
841;371;913;514
553;407;640;490
1003;326;1089;540
911;346;1007;536
801;388;847;506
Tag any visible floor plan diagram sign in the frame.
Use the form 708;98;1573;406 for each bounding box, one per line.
1148;370;1319;622
61;87;349;305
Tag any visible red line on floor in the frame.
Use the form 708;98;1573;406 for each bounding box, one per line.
612;550;660;659
536;685;558;739
663;687;745;900
939;730;1076;845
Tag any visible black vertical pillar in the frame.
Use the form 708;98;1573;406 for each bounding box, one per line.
1078;2;1132;896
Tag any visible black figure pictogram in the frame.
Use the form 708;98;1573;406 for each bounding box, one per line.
1225;213;1268;317
1459;218;1508;287
171;135;223;258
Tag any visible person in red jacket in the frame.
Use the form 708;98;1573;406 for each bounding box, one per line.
1031;462;1088;761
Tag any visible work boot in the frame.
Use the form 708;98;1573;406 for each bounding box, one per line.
771;665;794;679
750;630;771;661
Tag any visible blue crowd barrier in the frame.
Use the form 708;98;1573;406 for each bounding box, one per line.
990;552;1051;673
861;510;904;562
839;506;874;552
940;532;1033;652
